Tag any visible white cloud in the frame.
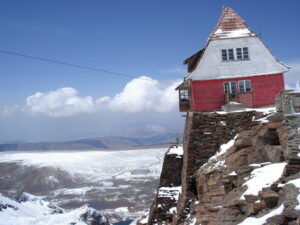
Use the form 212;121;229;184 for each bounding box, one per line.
106;76;180;113
145;124;166;134
26;87;96;117
25;77;181;117
0;105;22;116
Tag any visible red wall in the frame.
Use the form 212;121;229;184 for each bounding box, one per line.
191;73;284;111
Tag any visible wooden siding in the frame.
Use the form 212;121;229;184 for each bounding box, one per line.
190;73;284;111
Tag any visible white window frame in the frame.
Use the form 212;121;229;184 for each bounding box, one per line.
221;49;235;61
238;80;252;93
179;89;189;101
224;81;237;94
222;47;250;61
236;47;250;60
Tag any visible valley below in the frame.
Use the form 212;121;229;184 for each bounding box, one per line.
0;148;166;224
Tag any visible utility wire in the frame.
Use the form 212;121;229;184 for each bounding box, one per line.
0;50;173;85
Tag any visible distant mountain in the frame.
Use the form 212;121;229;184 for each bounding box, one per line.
0;133;182;151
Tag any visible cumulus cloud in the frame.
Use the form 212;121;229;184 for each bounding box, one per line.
25;77;180;117
26;87;96;117
106;76;180;113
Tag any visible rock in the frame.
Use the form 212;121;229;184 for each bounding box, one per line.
234;138;252;150
266;215;288;224
281;184;299;210
265;145;283;162
147;145;183;224
283;209;299;220
80;208;110;225
246;201;265;216
259;189;279;208
244;194;260;203
226;147;252;172
0;202;17;211
141;104;300;225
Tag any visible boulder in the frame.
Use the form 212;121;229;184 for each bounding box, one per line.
259;188;279;209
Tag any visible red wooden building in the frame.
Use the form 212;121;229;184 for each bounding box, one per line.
176;7;289;112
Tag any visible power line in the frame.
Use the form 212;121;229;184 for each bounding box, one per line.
0;50;173;85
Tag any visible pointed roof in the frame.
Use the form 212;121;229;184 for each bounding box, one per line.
210;7;255;40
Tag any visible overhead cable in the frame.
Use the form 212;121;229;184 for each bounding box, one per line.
0;50;173;85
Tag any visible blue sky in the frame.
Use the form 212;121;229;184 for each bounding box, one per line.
0;0;299;142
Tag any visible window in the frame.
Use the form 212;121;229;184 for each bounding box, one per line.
221;49;234;61
236;48;242;60
222;49;228;61
236;47;249;60
238;80;252;93
222;47;250;61
179;89;189;101
243;47;249;59
228;49;234;60
291;100;300;114
224;82;237;94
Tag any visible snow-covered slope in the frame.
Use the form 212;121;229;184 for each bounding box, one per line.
0;148;166;223
0;192;110;225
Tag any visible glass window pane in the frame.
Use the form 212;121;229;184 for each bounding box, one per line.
228;49;234;60
222;49;227;61
243;47;249;59
245;80;251;92
230;82;236;94
224;82;230;94
236;48;242;60
239;81;245;93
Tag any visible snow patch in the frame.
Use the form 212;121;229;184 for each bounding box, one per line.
240;163;286;200
55;187;92;196
169;207;177;214
237;204;284;225
167;145;183;156
214;28;254;38
0;193;108;225
228;171;237;176
158;186;182;201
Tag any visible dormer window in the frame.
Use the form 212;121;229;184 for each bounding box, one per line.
236;47;249;60
222;49;234;61
221;47;249;61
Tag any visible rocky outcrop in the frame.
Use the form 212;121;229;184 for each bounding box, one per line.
146;145;184;224
191;119;289;225
140;90;300;225
174;111;260;224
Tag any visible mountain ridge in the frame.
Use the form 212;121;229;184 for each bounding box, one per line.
0;133;182;151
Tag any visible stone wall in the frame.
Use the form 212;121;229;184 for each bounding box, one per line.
146;145;183;224
276;90;300;175
174;111;259;224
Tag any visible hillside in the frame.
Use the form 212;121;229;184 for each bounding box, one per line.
0;133;182;151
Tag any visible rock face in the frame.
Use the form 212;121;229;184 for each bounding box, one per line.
146;145;184;224
141;89;300;225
